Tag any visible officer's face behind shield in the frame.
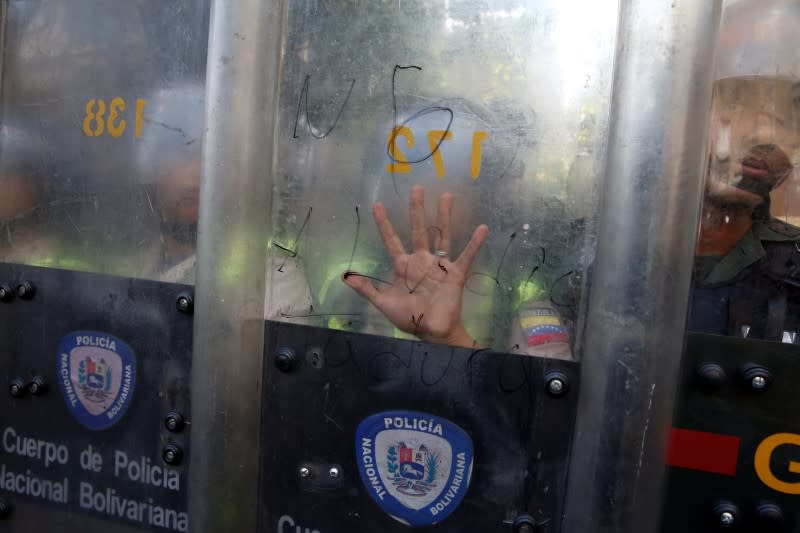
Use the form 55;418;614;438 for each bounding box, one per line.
0;123;46;258
705;77;799;211
137;83;204;240
0;176;40;252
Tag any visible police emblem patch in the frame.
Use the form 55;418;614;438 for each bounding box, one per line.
355;411;473;527
56;331;137;431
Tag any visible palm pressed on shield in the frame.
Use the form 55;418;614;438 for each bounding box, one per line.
343;184;489;349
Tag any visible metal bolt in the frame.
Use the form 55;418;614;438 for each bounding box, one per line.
299;466;311;478
175;292;194;314
751;375;767;390
0;284;13;302
757;501;784;525
275;348;296;372
720;511;735;527
329;466;340;479
15;281;35;299
164;411;185;432
28;376;47;396
162;444;183;466
513;515;536;533
0;497;12;519
548;378;564;395
544;371;568;397
697;362;727;390
8;379;25;398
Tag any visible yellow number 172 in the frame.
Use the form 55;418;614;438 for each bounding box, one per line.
386;128;489;180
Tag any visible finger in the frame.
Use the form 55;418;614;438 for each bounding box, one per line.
434;192;454;254
454;224;489;271
342;271;384;307
410;184;429;252
373;202;406;258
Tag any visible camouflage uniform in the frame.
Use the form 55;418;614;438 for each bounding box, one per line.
689;217;800;342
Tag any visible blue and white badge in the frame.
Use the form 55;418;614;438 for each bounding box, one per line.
355;410;474;527
56;331;137;431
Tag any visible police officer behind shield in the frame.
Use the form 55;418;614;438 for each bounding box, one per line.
689;76;800;342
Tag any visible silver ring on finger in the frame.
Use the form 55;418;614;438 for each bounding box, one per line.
434;250;449;257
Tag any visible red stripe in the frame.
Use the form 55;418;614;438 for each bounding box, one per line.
527;332;569;346
666;428;740;476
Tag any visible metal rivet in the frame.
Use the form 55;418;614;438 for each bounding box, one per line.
0;497;12;519
513;515;536;533
28;376;47;396
9;379;25;398
757;501;784;526
175;293;194;314
275;348;296;372
299;466;311;478
544;371;568;397
741;364;772;392
164;411;185;432
712;501;739;529
162;444;183;466
15;281;35;300
0;284;13;302
720;511;735;527
696;362;727;389
329;466;340;478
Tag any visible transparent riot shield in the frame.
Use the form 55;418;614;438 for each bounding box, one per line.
192;2;718;533
663;1;800;531
0;1;209;530
259;2;620;531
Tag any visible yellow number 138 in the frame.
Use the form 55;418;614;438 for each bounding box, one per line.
83;97;147;139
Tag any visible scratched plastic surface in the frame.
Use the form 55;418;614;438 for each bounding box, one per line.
687;0;800;343
0;0;209;283
267;0;618;353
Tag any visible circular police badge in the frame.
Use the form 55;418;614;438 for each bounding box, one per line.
56;331;137;431
355;411;474;527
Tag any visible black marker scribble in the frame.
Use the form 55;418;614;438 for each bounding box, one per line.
321;382;344;432
495;231;516;283
496;128;523;181
411;313;424;336
387;65;454;196
466;348;491;386
274;206;312;272
438;262;448;274
293;75;356;139
498;355;531;394
420;349;454;387
465;231;517;293
280;311;361;323
347;205;361;273
343;271;392;286
368;350;411;383
391;65;422;134
388;107;455;165
325;337;362;377
549;270;577;308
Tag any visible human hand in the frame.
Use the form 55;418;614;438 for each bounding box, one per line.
343;184;489;348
